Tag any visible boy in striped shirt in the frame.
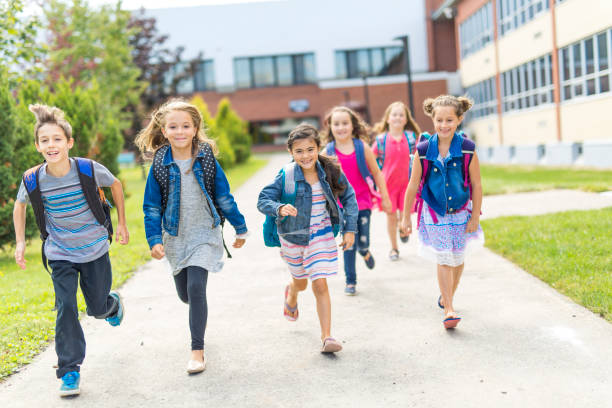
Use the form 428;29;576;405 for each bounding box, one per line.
13;104;129;397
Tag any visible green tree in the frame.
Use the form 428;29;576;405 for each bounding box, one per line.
215;98;251;164
191;96;235;169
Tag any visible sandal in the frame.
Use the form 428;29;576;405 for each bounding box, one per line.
399;233;410;243
321;337;343;353
443;316;461;329
389;249;399;261
283;285;298;321
437;295;444;309
363;251;375;269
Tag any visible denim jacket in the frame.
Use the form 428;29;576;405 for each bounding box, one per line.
257;161;358;246
421;133;471;216
143;147;247;249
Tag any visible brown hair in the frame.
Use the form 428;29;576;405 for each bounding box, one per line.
423;95;473;118
134;98;217;158
373;101;421;135
321;106;370;145
287;123;346;198
29;104;73;142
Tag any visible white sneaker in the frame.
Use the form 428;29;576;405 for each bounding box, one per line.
186;356;206;374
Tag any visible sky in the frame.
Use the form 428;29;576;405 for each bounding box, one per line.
86;0;284;10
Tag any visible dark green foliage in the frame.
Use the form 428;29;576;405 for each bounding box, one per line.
191;96;235;169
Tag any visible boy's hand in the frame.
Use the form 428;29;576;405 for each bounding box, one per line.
279;204;298;217
14;242;26;269
400;215;412;236
233;238;246;248
151;244;165;260
116;223;129;245
466;216;479;233
340;232;355;251
381;197;392;213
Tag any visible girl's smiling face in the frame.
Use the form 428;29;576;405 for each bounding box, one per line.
330;111;354;142
433;106;463;140
387;105;408;131
162;110;196;151
289;137;319;172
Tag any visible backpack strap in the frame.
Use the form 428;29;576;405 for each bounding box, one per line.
152;145;171;213
74;158;113;242
353;139;373;182
375;133;386;169
325;141;335;156
282;162;297;201
415;139;439;226
460;136;476;189
404;131;416;155
23;164;47;241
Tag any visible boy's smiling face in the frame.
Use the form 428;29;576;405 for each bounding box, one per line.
35;124;73;164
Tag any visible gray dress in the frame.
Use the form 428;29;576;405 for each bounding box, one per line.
162;158;224;275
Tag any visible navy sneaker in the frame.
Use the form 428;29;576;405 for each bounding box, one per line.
105;291;124;327
344;285;356;296
59;371;80;397
363;251;375;269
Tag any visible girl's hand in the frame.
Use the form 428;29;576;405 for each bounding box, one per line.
340;232;355;251
400;215;412;236
233;238;246;248
151;243;165;260
279;204;298;217
466;216;479;233
381;197;392;213
14;242;26;270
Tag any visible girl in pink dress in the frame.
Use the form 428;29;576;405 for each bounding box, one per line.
322;107;391;295
372;102;422;261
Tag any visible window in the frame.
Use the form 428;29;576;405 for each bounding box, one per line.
465;77;497;121
335;46;404;79
459;2;493;58
559;29;611;101
501;54;553;112
497;0;550;36
164;60;215;94
233;53;316;89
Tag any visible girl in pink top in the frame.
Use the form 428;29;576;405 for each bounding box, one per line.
372;102;422;261
322;107;391;295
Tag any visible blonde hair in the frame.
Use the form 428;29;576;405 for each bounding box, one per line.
134;98;217;157
373;101;421;135
423;95;473;118
29;104;73;142
321;106;370;145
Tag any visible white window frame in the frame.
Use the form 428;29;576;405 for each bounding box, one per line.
459;2;493;59
497;0;550;37
501;54;554;113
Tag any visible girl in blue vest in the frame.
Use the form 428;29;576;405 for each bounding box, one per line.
322;106;391;296
257;123;358;353
401;95;484;329
372;102;421;261
137;99;248;373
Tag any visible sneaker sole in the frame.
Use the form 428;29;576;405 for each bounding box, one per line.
344;291;356;296
59;388;80;397
108;291;124;326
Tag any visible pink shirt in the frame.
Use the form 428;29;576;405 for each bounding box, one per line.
371;133;412;190
335;148;372;210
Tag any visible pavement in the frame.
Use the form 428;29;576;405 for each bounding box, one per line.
2;153;612;407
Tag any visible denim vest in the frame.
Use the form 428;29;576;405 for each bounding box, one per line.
421;133;470;216
143;147;247;249
257;161;358;246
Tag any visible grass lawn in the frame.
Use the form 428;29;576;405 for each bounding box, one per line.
481;164;612;195
0;156;267;380
481;207;612;322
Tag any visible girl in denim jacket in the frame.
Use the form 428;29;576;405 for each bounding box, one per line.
136;99;248;373
401;95;484;329
257;123;358;353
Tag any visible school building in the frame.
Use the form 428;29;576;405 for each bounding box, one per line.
441;0;612;166
143;0;460;145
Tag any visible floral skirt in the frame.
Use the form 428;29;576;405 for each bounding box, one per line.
417;201;484;266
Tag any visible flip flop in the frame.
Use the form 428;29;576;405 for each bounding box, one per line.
284;285;298;321
443;317;461;329
437;295;444;309
321;337;343;353
363;251;375;269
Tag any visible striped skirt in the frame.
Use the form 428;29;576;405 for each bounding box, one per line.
279;221;338;281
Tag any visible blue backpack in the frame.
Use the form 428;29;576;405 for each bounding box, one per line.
375;131;417;169
262;162;298;247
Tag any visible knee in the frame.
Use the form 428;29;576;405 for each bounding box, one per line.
311;279;328;297
187;280;205;301
293;279;308;292
177;292;189;304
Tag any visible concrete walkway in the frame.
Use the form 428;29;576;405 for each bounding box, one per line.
2;153;612;407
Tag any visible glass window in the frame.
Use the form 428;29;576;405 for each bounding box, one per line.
194;60;214;91
465;77;497;120
234;58;251;88
497;0;549;37
302;53;316;83
501;53;554;112
276;56;293;86
598;32;608;71
252;57;275;87
585;38;594;75
335;51;347;79
335;46;403;79
459;2;494;58
371;48;385;76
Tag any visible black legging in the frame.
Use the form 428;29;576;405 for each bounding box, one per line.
173;266;208;350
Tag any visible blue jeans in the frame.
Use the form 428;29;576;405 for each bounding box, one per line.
49;253;118;378
343;209;371;285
